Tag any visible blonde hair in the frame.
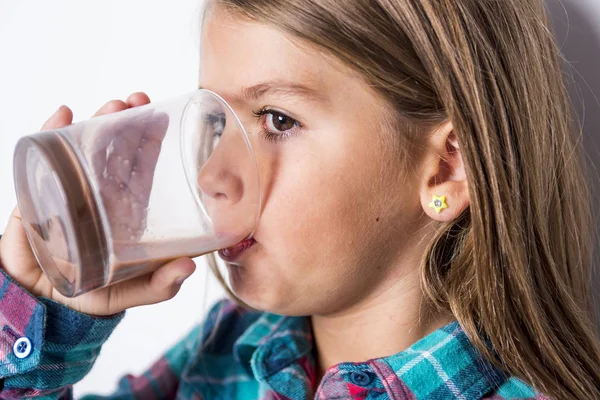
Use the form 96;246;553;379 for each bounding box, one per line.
203;0;600;397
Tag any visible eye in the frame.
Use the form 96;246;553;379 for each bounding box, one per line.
253;108;301;142
266;111;297;132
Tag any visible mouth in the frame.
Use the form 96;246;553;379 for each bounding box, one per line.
218;237;256;262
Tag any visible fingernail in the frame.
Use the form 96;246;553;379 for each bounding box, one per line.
55;105;67;115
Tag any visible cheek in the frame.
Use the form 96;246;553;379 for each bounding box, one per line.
238;125;418;313
258;133;389;261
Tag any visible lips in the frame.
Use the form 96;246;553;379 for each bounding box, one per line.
218;238;256;262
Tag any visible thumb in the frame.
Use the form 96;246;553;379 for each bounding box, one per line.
106;257;196;313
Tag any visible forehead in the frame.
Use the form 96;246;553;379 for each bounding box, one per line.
199;7;348;104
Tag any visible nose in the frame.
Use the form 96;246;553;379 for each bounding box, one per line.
197;122;246;205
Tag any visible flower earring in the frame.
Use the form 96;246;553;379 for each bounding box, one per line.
429;195;448;214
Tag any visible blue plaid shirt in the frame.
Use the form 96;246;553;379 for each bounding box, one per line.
0;267;548;399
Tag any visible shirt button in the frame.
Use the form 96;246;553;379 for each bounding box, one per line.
13;337;32;359
350;371;373;386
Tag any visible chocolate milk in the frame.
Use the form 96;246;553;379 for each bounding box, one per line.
19;130;215;296
107;237;217;285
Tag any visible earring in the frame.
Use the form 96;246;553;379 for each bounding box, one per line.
429;195;448;214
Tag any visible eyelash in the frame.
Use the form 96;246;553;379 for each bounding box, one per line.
252;108;302;143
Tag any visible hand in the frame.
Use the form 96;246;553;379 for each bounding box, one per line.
0;93;196;316
88;104;169;243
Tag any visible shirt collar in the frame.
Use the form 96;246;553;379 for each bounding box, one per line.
233;312;506;396
233;312;313;380
382;321;506;398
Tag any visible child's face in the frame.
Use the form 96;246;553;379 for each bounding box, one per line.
199;8;429;316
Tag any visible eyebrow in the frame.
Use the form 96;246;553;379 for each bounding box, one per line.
200;81;327;105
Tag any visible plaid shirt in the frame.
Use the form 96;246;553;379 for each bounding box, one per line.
0;267;549;399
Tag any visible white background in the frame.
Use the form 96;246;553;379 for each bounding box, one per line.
1;0;600;397
0;1;229;397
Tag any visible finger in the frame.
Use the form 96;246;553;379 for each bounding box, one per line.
93;100;128;117
41;106;74;131
103;111;152;185
97;114;152;235
0;207;44;290
105;257;196;313
89;98;144;179
126;92;151;108
127;113;170;205
2;208;33;263
103;112;168;206
89;109;150;181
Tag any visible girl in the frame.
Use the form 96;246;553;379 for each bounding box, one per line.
1;0;599;398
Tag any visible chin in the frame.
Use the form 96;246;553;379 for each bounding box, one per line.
230;281;276;312
224;262;310;316
228;280;297;316
238;292;311;317
226;264;267;308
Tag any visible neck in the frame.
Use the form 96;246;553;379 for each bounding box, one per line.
309;268;454;385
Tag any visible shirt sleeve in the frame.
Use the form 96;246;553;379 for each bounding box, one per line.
78;324;202;400
0;267;124;400
0;236;211;400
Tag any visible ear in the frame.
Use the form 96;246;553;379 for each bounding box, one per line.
419;121;470;222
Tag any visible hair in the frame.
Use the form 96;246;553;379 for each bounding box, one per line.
202;0;600;398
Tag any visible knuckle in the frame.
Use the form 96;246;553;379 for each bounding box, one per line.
96;100;127;116
107;100;127;111
162;284;180;301
106;285;125;313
